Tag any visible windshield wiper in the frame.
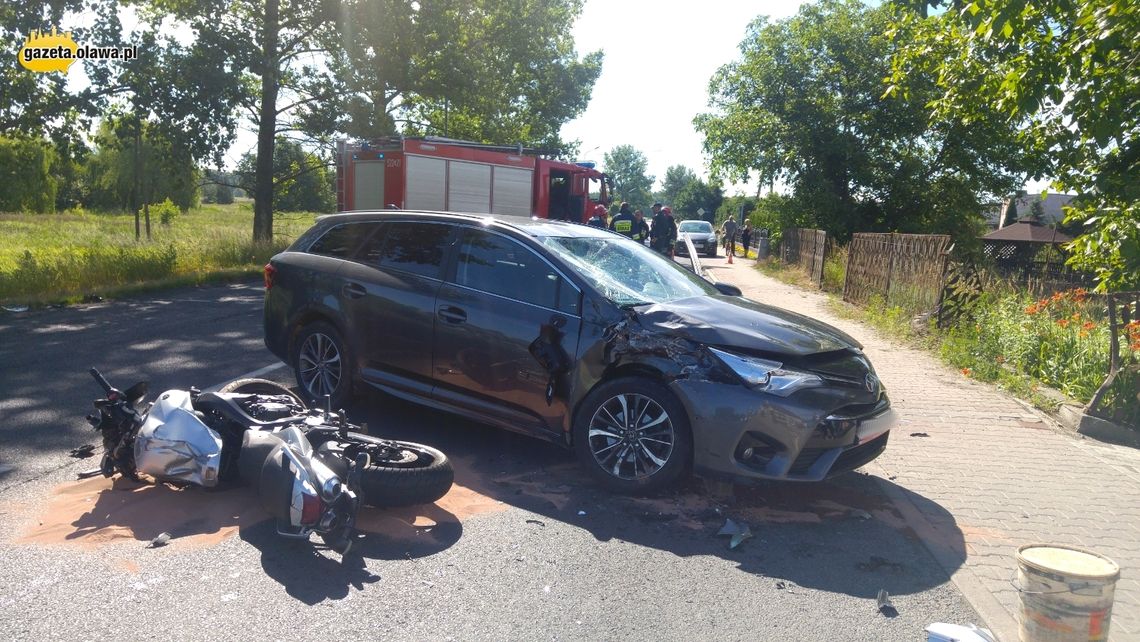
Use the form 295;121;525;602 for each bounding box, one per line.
619;301;652;309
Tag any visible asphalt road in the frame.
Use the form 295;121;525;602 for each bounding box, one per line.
0;279;982;640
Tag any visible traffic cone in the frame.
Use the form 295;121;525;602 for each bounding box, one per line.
727;247;734;264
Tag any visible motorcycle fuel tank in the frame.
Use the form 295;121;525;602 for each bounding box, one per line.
134;389;223;486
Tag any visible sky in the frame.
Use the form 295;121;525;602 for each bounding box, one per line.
562;0;808;195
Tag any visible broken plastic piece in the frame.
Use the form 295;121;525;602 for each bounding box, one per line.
876;588;898;616
1;305;29;313
577;510;586;516
910;432;930;437
148;532;171;548
69;444;95;459
716;518;753;549
924;623;996;642
525;519;546;527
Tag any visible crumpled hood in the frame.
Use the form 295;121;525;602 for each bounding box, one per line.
633;295;862;356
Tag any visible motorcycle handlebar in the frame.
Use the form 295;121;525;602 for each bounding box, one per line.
89;368;114;395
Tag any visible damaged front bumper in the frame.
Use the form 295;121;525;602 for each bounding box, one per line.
669;379;896;482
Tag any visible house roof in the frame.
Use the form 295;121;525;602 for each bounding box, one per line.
981;219;1074;244
982;193;1076;227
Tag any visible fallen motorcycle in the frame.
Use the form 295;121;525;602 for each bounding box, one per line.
83;369;454;554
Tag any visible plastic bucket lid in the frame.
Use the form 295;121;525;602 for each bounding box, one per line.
1017;544;1120;581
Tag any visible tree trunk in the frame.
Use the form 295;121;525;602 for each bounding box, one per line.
253;0;280;244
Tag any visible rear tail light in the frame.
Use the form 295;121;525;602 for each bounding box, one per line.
300;492;323;525
263;263;277;289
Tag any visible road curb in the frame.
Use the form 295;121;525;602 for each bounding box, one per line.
868;462;1017;642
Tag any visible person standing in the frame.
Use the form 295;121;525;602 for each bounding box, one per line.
586;204;608;228
651;206;678;256
631;209;650;244
609;202;635;237
741;221;752;258
721;216;739;257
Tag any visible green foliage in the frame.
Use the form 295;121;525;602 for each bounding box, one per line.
674;179;724;221
238;139;334;213
603;145;655;212
0;136;56;213
696;0;1024;245
346;0;603;152
84;117;200;212
888;0;1140;290
152;198;179;225
822;245;847;294
658;166;698;207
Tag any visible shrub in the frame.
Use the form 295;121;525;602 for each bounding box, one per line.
152;198;179;225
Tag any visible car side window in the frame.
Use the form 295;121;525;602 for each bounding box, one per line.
307;222;381;258
362;221;451;279
455;229;579;314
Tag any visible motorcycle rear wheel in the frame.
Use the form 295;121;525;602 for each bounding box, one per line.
318;432;454;508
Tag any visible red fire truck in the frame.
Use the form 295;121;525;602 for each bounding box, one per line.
335;137;611;223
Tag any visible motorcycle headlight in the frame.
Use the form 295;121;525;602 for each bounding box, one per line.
708;347;823;397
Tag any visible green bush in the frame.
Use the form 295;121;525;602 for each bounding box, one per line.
152;198;179;225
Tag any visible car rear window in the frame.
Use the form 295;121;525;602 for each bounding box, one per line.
362;221;451;279
307;222;381;258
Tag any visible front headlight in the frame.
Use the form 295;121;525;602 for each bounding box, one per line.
708;347;823;397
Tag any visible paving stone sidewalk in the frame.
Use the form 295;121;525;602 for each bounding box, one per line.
712;258;1140;641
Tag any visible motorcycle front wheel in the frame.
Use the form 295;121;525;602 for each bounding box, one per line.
317;432;454;508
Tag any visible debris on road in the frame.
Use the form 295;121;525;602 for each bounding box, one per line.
148;532;171;548
910;432;930;437
876;588;898;617
577;510;587;516
69;444;95;459
924;623;996;641
1;304;29;313
525;519;546;527
857;556;905;574
76;468;102;479
716;518;753;549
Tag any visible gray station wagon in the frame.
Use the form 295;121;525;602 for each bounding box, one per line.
263;211;895;492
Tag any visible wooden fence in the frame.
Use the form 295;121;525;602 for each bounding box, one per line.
781;228;827;286
843;233;952;311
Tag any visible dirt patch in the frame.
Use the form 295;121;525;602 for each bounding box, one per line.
17;460;509;551
18;476;263;550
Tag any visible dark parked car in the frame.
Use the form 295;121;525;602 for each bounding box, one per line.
675;219;718;258
263;212;895;492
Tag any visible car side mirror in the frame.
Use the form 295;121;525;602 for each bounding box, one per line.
713;282;743;297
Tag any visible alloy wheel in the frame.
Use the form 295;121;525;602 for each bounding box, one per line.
298;332;342;399
587;393;675;480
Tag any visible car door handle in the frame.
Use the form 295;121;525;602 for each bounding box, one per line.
342;283;366;299
437;306;467;324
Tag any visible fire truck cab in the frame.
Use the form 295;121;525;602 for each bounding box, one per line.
336;137;610;224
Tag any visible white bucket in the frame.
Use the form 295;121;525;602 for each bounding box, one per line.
1017;544;1120;642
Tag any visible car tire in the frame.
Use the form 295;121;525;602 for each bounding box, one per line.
706;245;717;258
292;321;354;409
573;377;692;494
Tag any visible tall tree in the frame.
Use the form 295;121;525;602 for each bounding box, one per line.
151;0;340;241
603;145;655;212
659;165;698;207
888;0;1140;290
695;0;1026;244
331;0;602;152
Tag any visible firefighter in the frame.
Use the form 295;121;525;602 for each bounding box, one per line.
586;204;608;228
609;202;636;238
650;206;677;255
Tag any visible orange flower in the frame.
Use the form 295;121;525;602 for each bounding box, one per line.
1082;321;1096;331
1079;330;1089;339
1057;318;1070;328
961;368;971;377
1024;304;1039;315
1071;288;1088;302
1071;312;1081;321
